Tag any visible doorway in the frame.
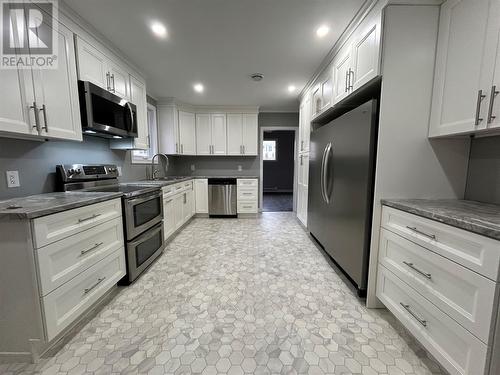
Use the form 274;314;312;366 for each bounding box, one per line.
261;129;296;212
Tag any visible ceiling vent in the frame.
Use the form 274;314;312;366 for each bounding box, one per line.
250;73;264;82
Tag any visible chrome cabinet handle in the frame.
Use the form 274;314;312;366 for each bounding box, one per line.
406;226;436;241
181;144;184;154
301;140;304;151
111;74;115;92
106;72;111;91
30;102;40;132
348;69;354;90
400;303;427;327
487;85;499;124
475;89;487;125
175;143;178;154
81;242;104;256
183;193;187;204
40;104;48;131
78;213;101;223
300;155;303;166
243;145;245;154
403;261;431;279
345;71;349;93
84;277;106;294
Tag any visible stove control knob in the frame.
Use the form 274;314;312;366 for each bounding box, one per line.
68;169;75;175
76;169;82;174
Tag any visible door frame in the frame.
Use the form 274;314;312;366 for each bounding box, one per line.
259;126;299;212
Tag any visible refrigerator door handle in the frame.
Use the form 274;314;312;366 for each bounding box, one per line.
322;142;332;204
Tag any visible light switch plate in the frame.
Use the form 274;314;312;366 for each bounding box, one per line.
6;171;20;188
191;164;195;171
237;165;242;172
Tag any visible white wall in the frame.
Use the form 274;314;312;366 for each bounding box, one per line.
366;5;470;307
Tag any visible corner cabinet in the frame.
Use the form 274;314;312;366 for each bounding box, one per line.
429;0;500;137
0;20;82;141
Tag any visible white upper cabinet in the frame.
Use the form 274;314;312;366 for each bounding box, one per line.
332;45;352;104
242;113;258;155
211;114;227;155
429;0;498;137
75;36;130;100
130;76;149;149
196;114;212;155
299;94;311;153
158;104;180;154
178;111;196;155
227;114;243;155
484;1;500;130
351;12;381;91
311;66;333;119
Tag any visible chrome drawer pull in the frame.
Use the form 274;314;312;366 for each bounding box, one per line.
84;277;106;294
80;242;104;256
403;261;432;279
400;303;427;327
406;226;436;240
487;85;499;123
475;89;486;125
78;213;101;223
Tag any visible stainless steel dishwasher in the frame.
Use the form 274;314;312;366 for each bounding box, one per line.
208;178;237;217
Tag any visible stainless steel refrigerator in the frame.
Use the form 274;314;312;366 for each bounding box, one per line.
308;99;378;296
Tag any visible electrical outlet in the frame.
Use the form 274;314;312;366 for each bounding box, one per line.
6;171;20;188
191;164;196;171
237;165;242;172
116;166;122;176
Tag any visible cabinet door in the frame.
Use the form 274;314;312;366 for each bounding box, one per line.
195;179;209;213
351;13;381;91
196;113;211;155
332;46;352;104
32;22;82;141
179;111;196;155
226;114;243;155
75;37;108;89
130;75;149;150
485;2;500;129
163;197;175;240
242;114;258;155
303;96;311;152
184;190;194;221
158;105;179;154
174;194;184;230
108;61;130;99
211;114;227;155
429;0;493;136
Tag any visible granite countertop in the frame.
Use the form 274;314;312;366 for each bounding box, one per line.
382;199;500;241
124;176;259;187
0;191;123;219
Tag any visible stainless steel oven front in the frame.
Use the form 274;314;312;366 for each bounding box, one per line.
124;191;163;240
125;223;164;283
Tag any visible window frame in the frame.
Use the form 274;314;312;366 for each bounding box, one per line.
263;139;278;161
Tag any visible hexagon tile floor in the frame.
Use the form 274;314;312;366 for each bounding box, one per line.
1;213;446;375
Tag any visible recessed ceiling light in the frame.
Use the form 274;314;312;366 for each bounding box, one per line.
288;85;296;93
316;25;330;38
193;83;204;93
150;21;167;38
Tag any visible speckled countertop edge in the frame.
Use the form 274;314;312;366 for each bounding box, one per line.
0;192;124;220
124;176;259;187
381;199;500;241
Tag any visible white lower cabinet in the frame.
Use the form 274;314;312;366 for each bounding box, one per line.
163;180;195;241
237;179;258;214
195;179;209;214
42;249;125;341
297;153;309;226
377;206;500;375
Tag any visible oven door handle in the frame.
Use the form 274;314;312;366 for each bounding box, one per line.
128;223;163;247
126;192;162;206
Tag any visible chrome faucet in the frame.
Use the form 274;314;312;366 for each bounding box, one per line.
151;153;169;180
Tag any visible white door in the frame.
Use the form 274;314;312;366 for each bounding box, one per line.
297;153;309;226
227;114;243;155
485;2;500;129
179;111;196;155
242;114;258;155
75;37;108;89
429;0;494;136
174;194;184;230
195;179;209;213
32;22;82;141
108;61;130;99
351;14;381;91
196;114;211;155
332;46;352;104
163;197;175;240
211;114;227;155
130;76;149;150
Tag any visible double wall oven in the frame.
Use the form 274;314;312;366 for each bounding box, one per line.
57;164;164;283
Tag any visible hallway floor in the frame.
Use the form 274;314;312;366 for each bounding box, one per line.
262;193;293;212
2;213;444;375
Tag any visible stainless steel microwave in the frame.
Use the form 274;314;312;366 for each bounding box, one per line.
78;80;137;139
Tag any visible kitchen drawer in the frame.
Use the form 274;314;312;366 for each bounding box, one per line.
33;199;122;249
379;228;497;343
173;182;185;194
377;266;488;375
183;181;193;190
238;201;258;214
42;249;125;341
162;185;174;198
36;217;124;296
381;206;500;281
237;178;258;187
237;187;258;201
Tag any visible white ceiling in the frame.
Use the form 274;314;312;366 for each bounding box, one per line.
63;0;365;111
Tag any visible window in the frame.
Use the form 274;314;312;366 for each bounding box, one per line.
263;140;277;161
132;103;158;163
